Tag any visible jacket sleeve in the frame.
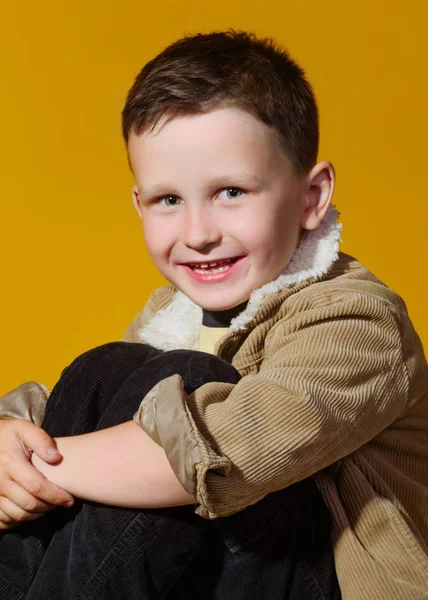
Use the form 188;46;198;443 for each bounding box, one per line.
0;382;50;427
134;292;413;519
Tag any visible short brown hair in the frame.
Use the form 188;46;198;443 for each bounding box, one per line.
122;30;319;174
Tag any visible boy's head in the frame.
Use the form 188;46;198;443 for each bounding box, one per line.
122;30;335;311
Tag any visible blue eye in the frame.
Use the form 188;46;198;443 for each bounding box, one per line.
221;188;243;200
159;195;182;207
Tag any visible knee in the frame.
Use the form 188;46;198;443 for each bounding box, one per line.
58;342;162;384
44;343;163;432
160;349;241;393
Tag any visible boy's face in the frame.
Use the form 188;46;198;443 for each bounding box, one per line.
129;107;323;311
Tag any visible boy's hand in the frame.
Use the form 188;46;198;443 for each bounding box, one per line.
0;418;74;530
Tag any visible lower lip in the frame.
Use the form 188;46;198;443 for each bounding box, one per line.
182;257;246;283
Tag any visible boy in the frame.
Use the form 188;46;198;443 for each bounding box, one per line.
0;30;427;599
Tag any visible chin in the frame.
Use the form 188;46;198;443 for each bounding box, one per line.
191;295;249;312
199;303;232;311
175;278;251;311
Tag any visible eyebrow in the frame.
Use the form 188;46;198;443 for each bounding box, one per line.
138;173;264;200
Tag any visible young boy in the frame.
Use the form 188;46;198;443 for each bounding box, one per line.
0;30;427;600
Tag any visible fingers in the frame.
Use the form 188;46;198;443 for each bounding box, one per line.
17;421;62;464
0;505;44;531
0;509;13;530
0;496;45;526
0;470;73;530
6;452;74;506
0;420;74;520
1;479;53;514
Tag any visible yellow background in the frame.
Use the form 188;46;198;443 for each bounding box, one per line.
1;1;427;392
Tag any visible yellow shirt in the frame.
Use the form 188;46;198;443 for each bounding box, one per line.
198;324;229;355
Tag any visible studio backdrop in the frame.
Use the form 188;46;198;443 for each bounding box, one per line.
1;0;426;390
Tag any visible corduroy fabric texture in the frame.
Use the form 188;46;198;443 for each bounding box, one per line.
2;251;427;599
0;343;340;600
125;252;428;600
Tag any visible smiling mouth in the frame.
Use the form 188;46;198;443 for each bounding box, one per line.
185;257;241;274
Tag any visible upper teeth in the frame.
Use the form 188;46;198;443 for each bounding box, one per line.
190;258;233;268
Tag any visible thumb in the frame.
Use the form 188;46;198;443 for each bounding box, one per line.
20;423;63;464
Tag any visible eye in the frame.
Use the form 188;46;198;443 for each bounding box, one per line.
219;187;244;200
158;195;182;207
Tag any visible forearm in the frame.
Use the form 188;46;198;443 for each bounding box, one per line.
31;421;196;509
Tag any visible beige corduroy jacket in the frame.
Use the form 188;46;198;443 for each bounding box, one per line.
1;207;427;599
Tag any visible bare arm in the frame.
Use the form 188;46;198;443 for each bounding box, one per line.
31;421;196;509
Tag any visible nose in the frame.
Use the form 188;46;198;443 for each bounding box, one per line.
181;205;222;252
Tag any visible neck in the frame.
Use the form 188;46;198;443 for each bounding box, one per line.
202;300;249;328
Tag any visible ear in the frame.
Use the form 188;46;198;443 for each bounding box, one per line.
300;160;335;231
132;184;143;219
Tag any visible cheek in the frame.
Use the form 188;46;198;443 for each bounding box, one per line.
241;210;300;262
232;212;280;253
271;215;302;262
142;216;175;258
224;210;266;243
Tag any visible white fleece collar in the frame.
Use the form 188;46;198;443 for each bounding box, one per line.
138;205;342;351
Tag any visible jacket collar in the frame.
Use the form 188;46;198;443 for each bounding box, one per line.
138;205;343;351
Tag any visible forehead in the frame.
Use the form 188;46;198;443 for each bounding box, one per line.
127;107;292;182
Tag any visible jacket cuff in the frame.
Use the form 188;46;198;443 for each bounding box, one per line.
133;374;231;519
0;382;49;427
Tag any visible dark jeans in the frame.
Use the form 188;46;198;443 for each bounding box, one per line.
0;342;341;600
